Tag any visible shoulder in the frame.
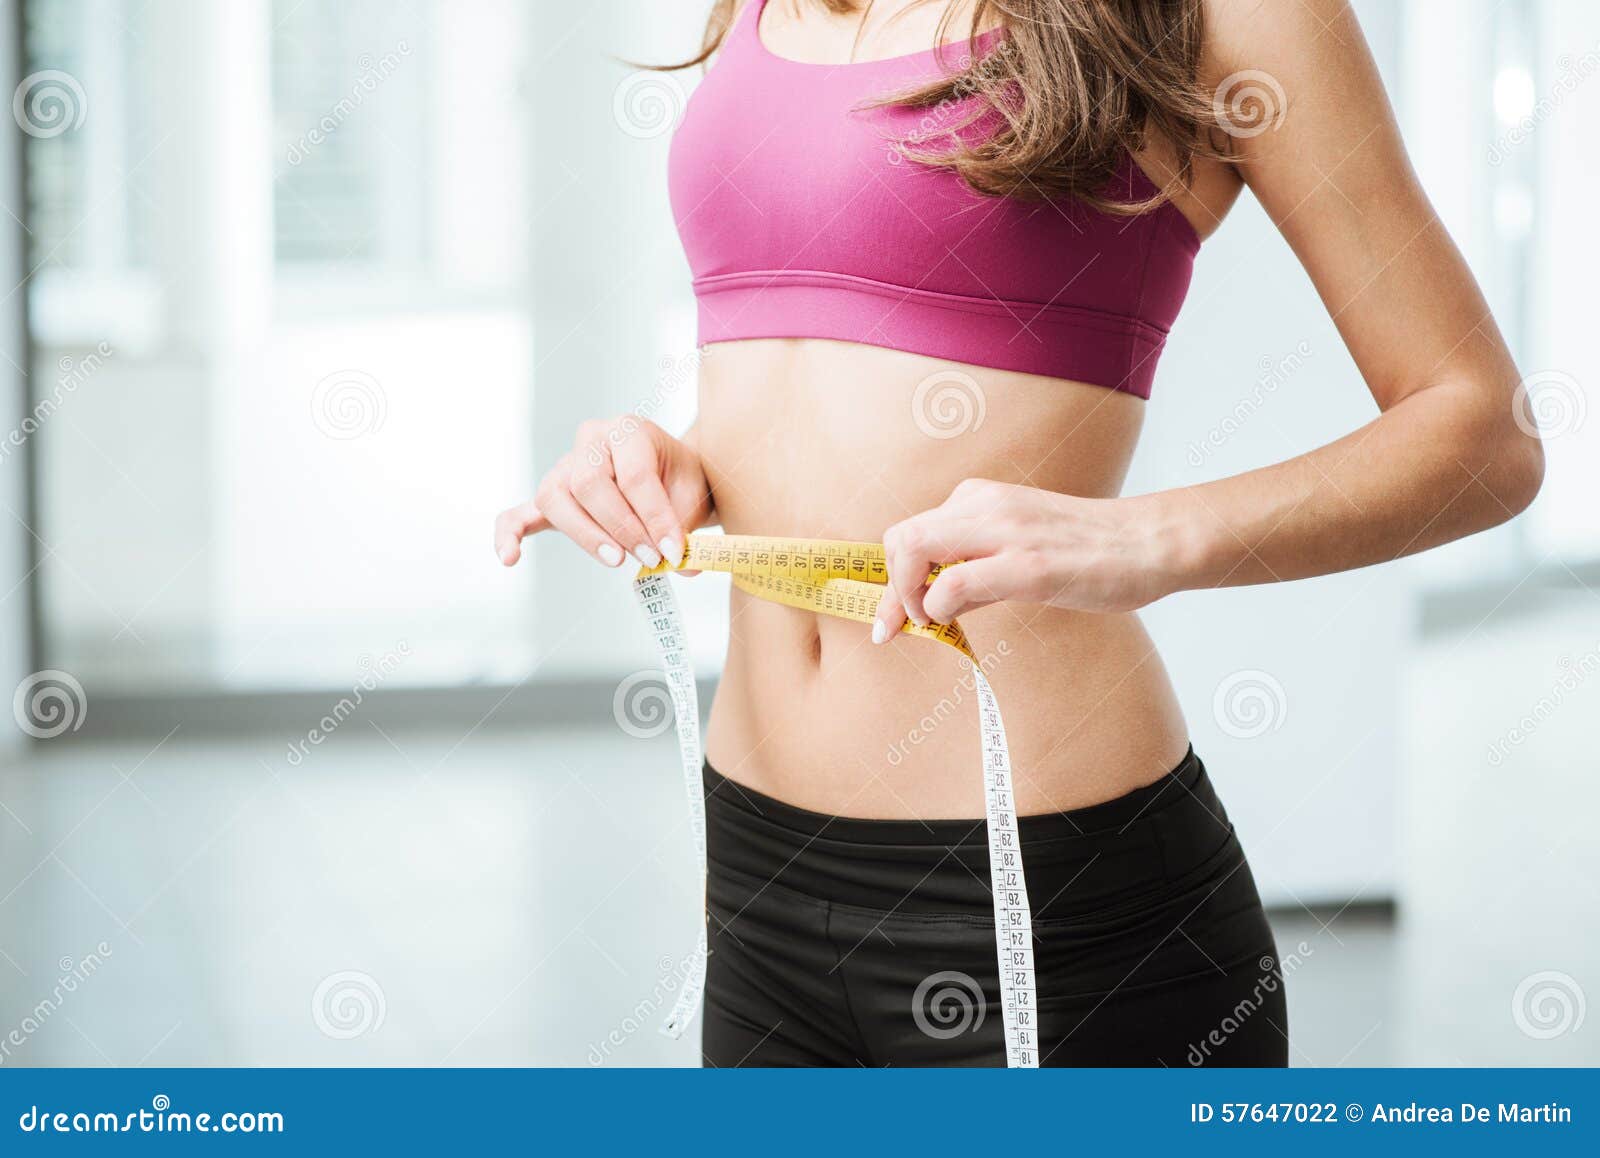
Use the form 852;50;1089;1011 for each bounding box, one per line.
1197;0;1371;117
1199;0;1354;75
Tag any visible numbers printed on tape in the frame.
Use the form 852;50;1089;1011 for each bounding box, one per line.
635;534;1038;1068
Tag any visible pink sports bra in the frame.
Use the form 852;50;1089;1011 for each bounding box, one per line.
668;0;1201;399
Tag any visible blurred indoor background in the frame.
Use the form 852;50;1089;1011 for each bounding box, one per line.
0;0;1594;1066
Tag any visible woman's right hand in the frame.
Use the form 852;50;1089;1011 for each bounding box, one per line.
494;417;713;571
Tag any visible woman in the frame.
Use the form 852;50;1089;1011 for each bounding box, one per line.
495;0;1543;1066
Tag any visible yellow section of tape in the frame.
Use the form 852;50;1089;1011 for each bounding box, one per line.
637;533;972;657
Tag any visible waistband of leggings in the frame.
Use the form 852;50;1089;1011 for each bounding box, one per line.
703;745;1234;916
704;744;1205;848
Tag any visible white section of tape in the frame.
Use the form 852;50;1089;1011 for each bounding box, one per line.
972;665;1037;1067
634;573;708;1039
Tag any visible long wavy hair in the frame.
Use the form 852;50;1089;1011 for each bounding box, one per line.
657;0;1223;213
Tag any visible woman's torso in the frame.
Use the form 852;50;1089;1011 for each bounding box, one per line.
698;340;1191;816
683;0;1241;817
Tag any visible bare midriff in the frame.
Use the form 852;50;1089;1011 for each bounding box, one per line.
696;336;1191;819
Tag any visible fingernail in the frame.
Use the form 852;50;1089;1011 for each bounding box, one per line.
871;620;889;645
635;544;662;568
660;537;683;568
597;543;624;567
909;612;929;627
500;549;516;566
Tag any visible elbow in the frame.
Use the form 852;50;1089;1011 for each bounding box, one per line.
1438;377;1547;528
1486;413;1546;523
1508;432;1546;518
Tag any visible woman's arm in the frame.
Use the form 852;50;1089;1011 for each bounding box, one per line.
873;0;1544;633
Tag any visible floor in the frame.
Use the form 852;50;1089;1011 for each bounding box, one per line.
0;718;1551;1067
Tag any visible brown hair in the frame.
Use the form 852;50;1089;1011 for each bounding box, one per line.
660;0;1220;213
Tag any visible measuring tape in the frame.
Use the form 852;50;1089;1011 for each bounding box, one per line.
634;533;1039;1068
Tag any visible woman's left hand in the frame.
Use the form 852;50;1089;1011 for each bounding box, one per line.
872;478;1184;641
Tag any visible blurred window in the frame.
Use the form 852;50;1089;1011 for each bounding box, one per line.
23;0;537;692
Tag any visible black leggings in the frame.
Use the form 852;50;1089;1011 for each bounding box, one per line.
702;746;1288;1067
